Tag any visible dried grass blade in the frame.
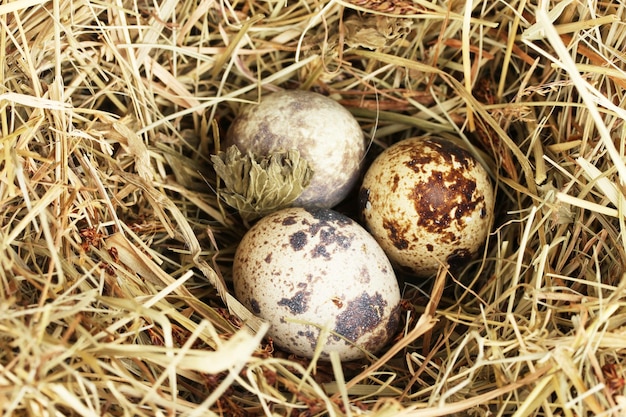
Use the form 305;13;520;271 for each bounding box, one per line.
497;0;527;98
4;184;63;245
405;365;553;417
511;373;554;417
134;0;178;67
92;324;268;374
552;347;603;414
0;0;48;15
461;0;475;131
144;56;203;114
0;92;71;110
576;157;626;211
556;192;618;218
530;7;626;185
333;313;437;402
105;232;188;289
211;15;263;79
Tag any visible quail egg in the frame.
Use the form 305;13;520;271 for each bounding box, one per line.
226;90;365;208
360;136;494;277
232;207;401;360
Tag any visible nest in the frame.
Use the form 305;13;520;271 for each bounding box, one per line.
2;0;626;415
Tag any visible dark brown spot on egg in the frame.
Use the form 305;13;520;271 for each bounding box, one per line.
296;329;318;351
401;143;437;173
363;328;387;352
282;216;297;226
426;244;433;252
405;157;425;173
331;297;343;308
319;228;336;245
312;244;330;259
410;167;479;241
250;298;261;314
361;302;400;352
307;207;354;227
278;290;310;315
386;303;401;335
401;138;477;177
319;227;352;249
391;174;400;192
382;218;410;250
334;292;387;342
264;253;272;263
335;234;352;249
429;138;473;170
289;231;307;251
289;209;356;258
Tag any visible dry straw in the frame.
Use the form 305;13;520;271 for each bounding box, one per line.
1;0;626;415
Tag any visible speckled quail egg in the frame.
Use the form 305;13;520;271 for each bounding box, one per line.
226;90;365;208
360;136;494;277
232;207;401;361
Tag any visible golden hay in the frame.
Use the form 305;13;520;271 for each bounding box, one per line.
1;0;626;415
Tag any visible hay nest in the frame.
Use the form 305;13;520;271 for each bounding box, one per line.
2;0;626;415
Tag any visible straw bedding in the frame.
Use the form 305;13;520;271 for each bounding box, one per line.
1;0;626;415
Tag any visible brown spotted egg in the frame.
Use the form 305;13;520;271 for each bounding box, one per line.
360;137;494;277
233;207;401;361
226;90;365;208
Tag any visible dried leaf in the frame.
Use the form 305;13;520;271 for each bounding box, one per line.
211;145;313;222
344;15;412;50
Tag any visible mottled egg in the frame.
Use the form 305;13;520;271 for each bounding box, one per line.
226;90;365;208
233;207;401;361
360;136;494;277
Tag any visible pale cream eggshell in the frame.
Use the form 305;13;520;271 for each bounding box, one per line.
226;90;365;208
233;207;401;361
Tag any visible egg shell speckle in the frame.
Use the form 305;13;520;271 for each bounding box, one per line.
226;90;365;208
360;137;494;277
233;207;401;361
